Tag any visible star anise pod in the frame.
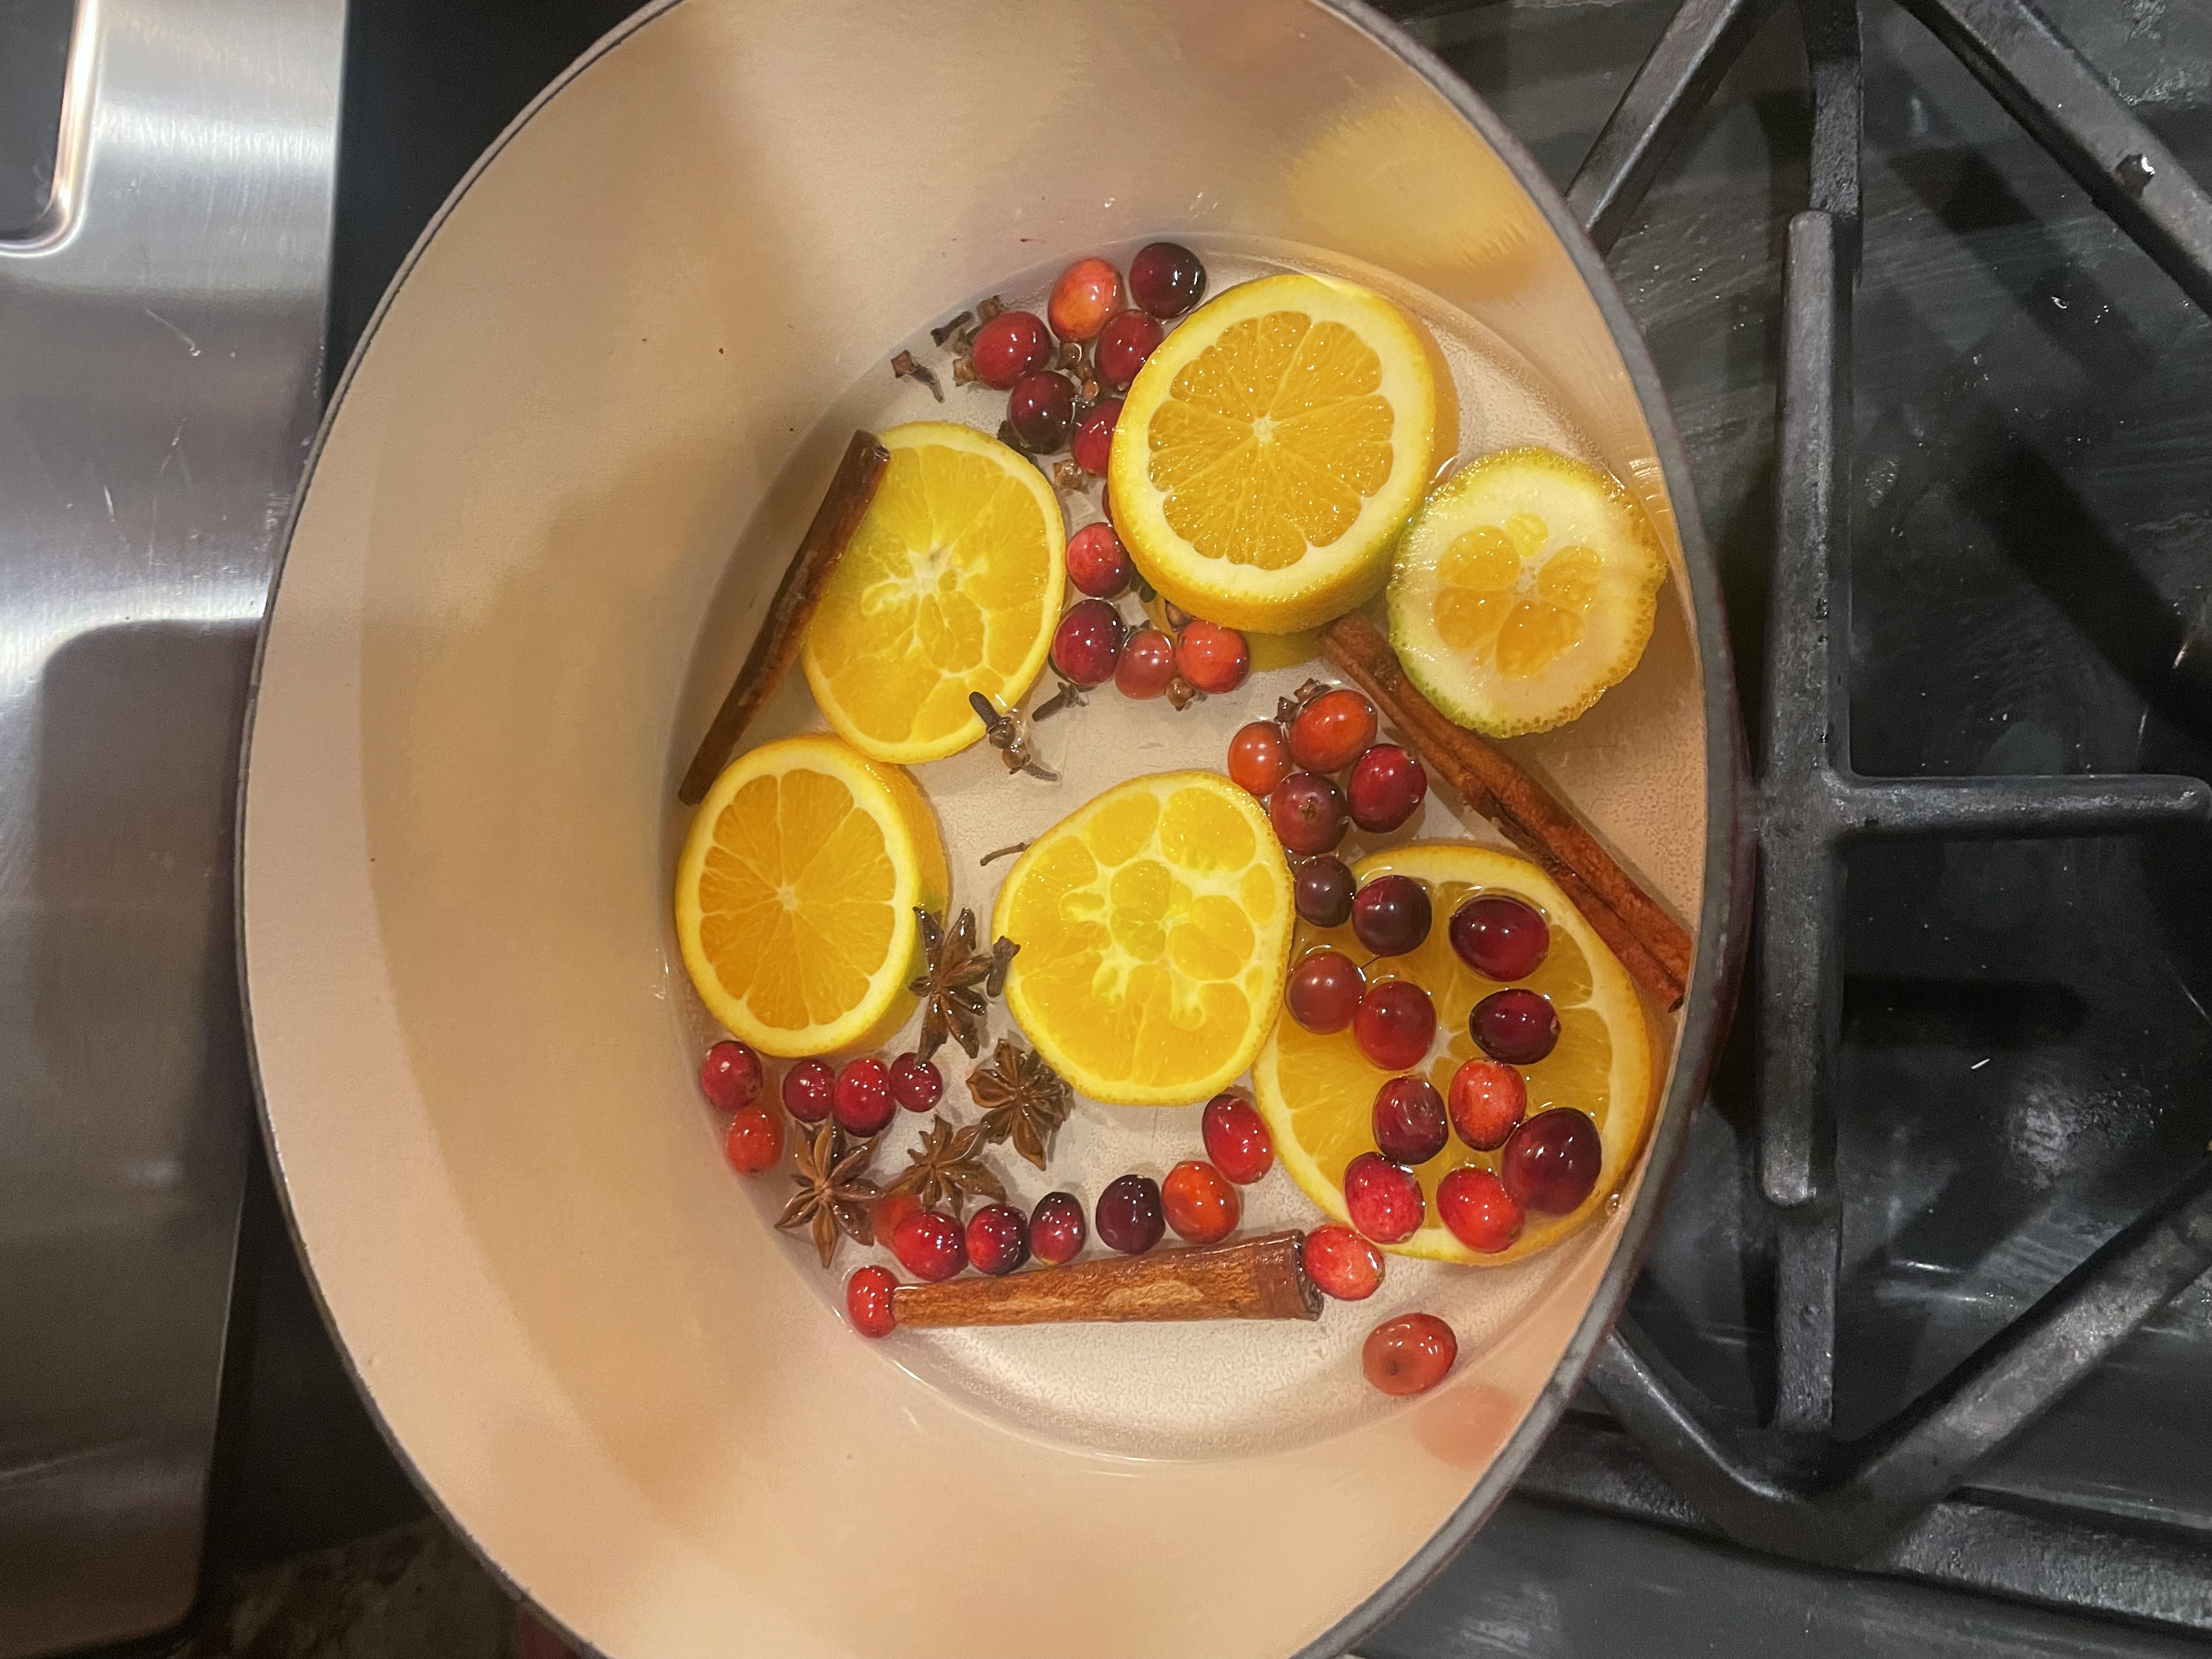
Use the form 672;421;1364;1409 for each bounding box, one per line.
910;906;1019;1060
969;1038;1073;1172
775;1122;879;1269
887;1115;1005;1217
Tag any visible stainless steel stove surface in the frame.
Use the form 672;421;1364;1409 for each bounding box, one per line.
36;0;2212;1654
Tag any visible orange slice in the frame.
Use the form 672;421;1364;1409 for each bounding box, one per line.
992;772;1294;1105
675;735;949;1056
1251;842;1652;1263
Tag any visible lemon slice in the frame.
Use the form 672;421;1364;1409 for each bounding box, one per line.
1252;843;1652;1263
675;734;950;1056
992;772;1295;1106
1108;273;1443;634
1388;447;1666;737
802;421;1064;763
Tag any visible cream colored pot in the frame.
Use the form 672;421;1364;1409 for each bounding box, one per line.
239;3;1747;1655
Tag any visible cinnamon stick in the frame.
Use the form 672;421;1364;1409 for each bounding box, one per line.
677;431;891;803
891;1231;1321;1328
1321;613;1692;1009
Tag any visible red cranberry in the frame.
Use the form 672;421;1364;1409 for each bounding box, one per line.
1008;369;1077;451
699;1039;764;1111
970;309;1051;390
1343;1152;1424;1243
965;1204;1031;1276
890;1208;965;1281
1470;988;1560;1065
1302;1224;1384;1300
1363;1311;1457;1395
1162;1159;1240;1244
846;1264;899;1338
723;1105;784;1174
871;1188;922;1246
1450;894;1551;981
1448;1058;1526;1150
1094;309;1163;391
1028;1191;1088;1263
1438;1166;1524;1253
781;1058;835;1122
1066;521;1131;599
888;1052;943;1113
1128;241;1207;319
1353;978;1436;1070
1371;1076;1449;1166
1270;771;1348;855
1286;949;1364;1034
832;1057;895;1137
1228;721;1291;797
1095;1173;1165;1255
1201;1093;1275;1184
1176;620;1250;695
1071;398;1121;475
1347;744;1428;832
1048;256;1122;341
1288;689;1378;773
1051;598;1125;687
1114;627;1177;698
1499;1108;1603;1214
1295;855;1357;928
1351;873;1432;957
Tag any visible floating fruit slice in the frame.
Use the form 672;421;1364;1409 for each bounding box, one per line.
675;735;950;1057
1388;447;1667;737
1108;273;1444;634
802;421;1064;763
992;772;1295;1106
1251;843;1652;1264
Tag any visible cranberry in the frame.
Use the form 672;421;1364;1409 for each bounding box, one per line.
1071;398;1121;476
1302;1224;1384;1300
1270;771;1348;855
1176;620;1250;695
890;1208;966;1281
846;1265;899;1338
699;1039;765;1111
1295;855;1357;928
969;309;1052;390
1372;1075;1449;1166
1353;978;1436;1070
1447;1058;1527;1150
1161;1160;1240;1245
1352;873;1432;957
1128;241;1207;319
1470;988;1560;1065
781;1058;835;1122
1201;1093;1275;1184
1064;521;1130;599
1288;689;1379;773
966;1204;1031;1276
1051;598;1125;687
1094;309;1164;391
1500;1109;1603;1214
1114;627;1178;698
1347;744;1428;833
1228;721;1291;797
1008;369;1077;451
1048;256;1123;342
1438;1166;1524;1253
832;1057;895;1137
1450;894;1551;981
723;1105;784;1174
888;1052;943;1113
1286;949;1364;1034
1095;1173;1165;1255
1343;1152;1424;1244
871;1188;922;1246
1028;1191;1088;1263
1363;1312;1457;1396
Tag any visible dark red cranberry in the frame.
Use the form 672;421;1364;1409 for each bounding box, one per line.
1201;1093;1275;1184
1347;744;1428;832
1363;1312;1457;1395
1470;988;1560;1065
1295;855;1357;928
1286;949;1363;1034
1353;978;1436;1070
1302;1224;1384;1300
1095;1173;1165;1255
1499;1108;1603;1214
1066;521;1131;597
1342;1152;1424;1243
1094;309;1164;391
846;1264;899;1338
969;309;1051;390
888;1052;943;1113
890;1208;965;1281
1071;398;1122;475
1128;241;1207;319
699;1040;765;1111
1008;369;1077;451
1449;894;1551;981
1270;771;1348;855
1114;627;1177;698
1028;1191;1088;1263
1437;1166;1524;1253
832;1057;895;1137
1371;1075;1449;1165
965;1204;1031;1276
1051;598;1125;687
781;1058;835;1122
1351;874;1432;957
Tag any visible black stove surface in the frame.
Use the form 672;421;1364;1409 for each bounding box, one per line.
159;1;2212;1655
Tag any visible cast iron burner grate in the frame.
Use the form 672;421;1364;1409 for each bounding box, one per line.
1492;0;2212;1628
